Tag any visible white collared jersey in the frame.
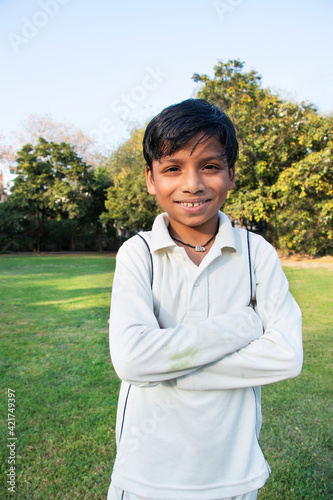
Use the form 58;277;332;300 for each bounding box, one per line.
109;212;302;499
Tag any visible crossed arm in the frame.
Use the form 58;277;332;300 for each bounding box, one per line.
109;239;302;390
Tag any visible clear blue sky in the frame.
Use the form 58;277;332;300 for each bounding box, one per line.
1;0;333;152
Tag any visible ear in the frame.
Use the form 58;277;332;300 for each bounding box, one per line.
145;166;156;195
227;166;236;191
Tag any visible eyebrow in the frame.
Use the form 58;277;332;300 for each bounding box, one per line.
159;154;226;164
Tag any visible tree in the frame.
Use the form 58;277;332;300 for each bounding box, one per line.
0;133;16;201
0;133;15;163
0;196;36;252
102;127;160;232
84;166;114;251
194;59;333;254
273;143;333;255
10;138;95;251
12;114;103;168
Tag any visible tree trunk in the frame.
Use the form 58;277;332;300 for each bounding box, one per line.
36;215;43;252
98;223;103;252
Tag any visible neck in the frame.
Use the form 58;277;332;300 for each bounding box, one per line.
169;221;219;255
168;215;220;247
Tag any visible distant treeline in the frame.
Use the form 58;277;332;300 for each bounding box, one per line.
0;60;332;255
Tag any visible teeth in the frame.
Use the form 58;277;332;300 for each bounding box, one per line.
180;201;205;207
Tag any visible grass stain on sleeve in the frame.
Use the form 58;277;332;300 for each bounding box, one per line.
170;346;199;371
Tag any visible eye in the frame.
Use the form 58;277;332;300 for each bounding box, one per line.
163;166;180;173
203;164;220;171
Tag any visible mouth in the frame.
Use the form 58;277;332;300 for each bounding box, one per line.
177;199;210;208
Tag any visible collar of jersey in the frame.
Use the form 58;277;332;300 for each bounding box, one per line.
150;212;240;254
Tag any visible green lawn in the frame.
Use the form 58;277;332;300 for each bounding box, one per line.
0;255;332;499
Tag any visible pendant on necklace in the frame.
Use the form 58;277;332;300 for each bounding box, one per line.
195;246;206;252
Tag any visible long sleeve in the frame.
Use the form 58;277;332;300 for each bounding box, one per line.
109;237;263;386
177;235;303;391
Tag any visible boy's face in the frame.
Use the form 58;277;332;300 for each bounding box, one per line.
146;133;235;236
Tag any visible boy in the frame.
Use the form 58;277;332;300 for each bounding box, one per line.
107;99;303;500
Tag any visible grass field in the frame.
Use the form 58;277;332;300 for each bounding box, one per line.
0;255;332;499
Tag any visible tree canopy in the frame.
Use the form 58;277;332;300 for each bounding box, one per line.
193;59;333;254
13;114;103;168
1;60;332;255
99;61;332;254
0;138;113;252
102;127;160;232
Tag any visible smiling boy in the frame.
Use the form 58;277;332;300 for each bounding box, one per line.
107;99;303;500
145;131;235;266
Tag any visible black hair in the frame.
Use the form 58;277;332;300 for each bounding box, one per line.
143;98;238;170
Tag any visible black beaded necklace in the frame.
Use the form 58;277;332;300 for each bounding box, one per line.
171;228;219;252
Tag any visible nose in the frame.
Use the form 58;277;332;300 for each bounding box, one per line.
182;169;205;193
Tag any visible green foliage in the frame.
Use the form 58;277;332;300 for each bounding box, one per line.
194;59;333;254
103;128;160;232
13;137;94;220
0;196;36;251
1;138;114;252
273;147;333;255
2;60;332;255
